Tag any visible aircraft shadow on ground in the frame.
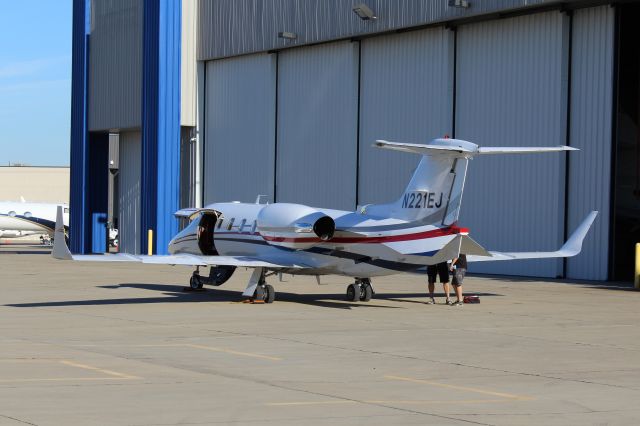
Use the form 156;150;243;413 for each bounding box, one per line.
473;273;636;291
5;282;503;310
0;250;51;255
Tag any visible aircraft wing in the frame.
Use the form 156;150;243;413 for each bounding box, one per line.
52;207;307;269
65;253;305;268
466;211;598;262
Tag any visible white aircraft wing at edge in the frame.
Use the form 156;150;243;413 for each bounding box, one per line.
466;211;598;262
52;207;307;269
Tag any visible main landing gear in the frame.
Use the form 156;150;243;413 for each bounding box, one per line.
242;268;275;303
346;278;374;302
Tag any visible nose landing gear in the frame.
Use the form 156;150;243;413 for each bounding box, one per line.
188;265;237;290
346;278;373;302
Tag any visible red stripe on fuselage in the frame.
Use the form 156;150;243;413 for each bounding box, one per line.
260;226;469;244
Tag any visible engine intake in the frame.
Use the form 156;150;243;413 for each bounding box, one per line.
257;203;336;249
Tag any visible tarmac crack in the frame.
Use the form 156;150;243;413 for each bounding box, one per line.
217;333;640;392
0;413;38;426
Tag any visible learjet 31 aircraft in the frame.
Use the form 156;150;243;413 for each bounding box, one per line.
53;138;598;303
1;201;69;239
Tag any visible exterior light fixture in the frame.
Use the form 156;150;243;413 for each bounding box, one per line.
448;0;470;8
352;3;377;20
278;31;297;40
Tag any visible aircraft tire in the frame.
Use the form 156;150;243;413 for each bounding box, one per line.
190;275;203;289
254;285;265;301
346;284;360;302
360;284;373;302
264;284;275;304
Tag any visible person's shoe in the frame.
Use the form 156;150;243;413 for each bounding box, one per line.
445;298;452;305
451;300;463;306
426;297;435;305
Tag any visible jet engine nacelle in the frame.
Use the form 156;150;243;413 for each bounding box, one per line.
256;203;335;250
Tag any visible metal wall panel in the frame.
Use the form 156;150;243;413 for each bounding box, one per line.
358;27;454;206
197;0;574;60
456;11;569;278
70;0;90;253
203;54;277;204
88;0;142;131
140;0;182;255
566;6;614;280
118;131;141;254
276;41;358;210
180;127;197;209
181;0;197;126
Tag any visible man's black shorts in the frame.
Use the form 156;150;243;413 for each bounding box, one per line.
427;262;449;283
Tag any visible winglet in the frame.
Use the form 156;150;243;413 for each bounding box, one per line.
559;211;598;256
52;206;72;260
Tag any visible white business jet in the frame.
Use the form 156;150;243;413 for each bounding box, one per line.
53;138;597;303
0;201;69;239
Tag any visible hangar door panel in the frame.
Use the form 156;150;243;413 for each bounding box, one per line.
118;131;141;254
359;28;453;206
277;42;358;210
204;54;276;204
456;12;569;278
566;6;613;280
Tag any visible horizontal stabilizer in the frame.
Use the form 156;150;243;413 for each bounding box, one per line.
467;211;598;262
374;139;577;158
476;146;577;155
374;140;474;156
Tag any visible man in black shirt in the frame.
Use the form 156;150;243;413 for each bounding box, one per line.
450;254;467;306
426;261;451;305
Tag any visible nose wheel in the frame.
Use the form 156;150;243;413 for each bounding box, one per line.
189;273;204;289
346;278;373;302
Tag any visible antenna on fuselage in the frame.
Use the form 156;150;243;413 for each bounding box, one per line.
255;195;269;205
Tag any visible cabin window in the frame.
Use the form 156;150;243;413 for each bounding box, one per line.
8;211;16;217
238;219;247;232
226;218;235;231
216;217;223;229
24;212;32;218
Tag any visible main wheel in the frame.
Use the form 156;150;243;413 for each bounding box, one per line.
360;284;373;302
254;285;265;300
264;284;275;304
190;275;203;289
346;284;360;302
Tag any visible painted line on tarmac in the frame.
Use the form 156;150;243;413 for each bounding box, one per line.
385;375;534;401
265;399;511;407
0;359;140;383
0;377;131;383
59;360;141;379
134;343;282;361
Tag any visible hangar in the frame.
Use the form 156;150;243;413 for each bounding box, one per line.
70;0;640;282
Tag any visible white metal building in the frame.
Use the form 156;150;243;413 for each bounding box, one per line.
74;0;640;282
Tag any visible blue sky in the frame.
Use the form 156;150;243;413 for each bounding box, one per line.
0;1;72;166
